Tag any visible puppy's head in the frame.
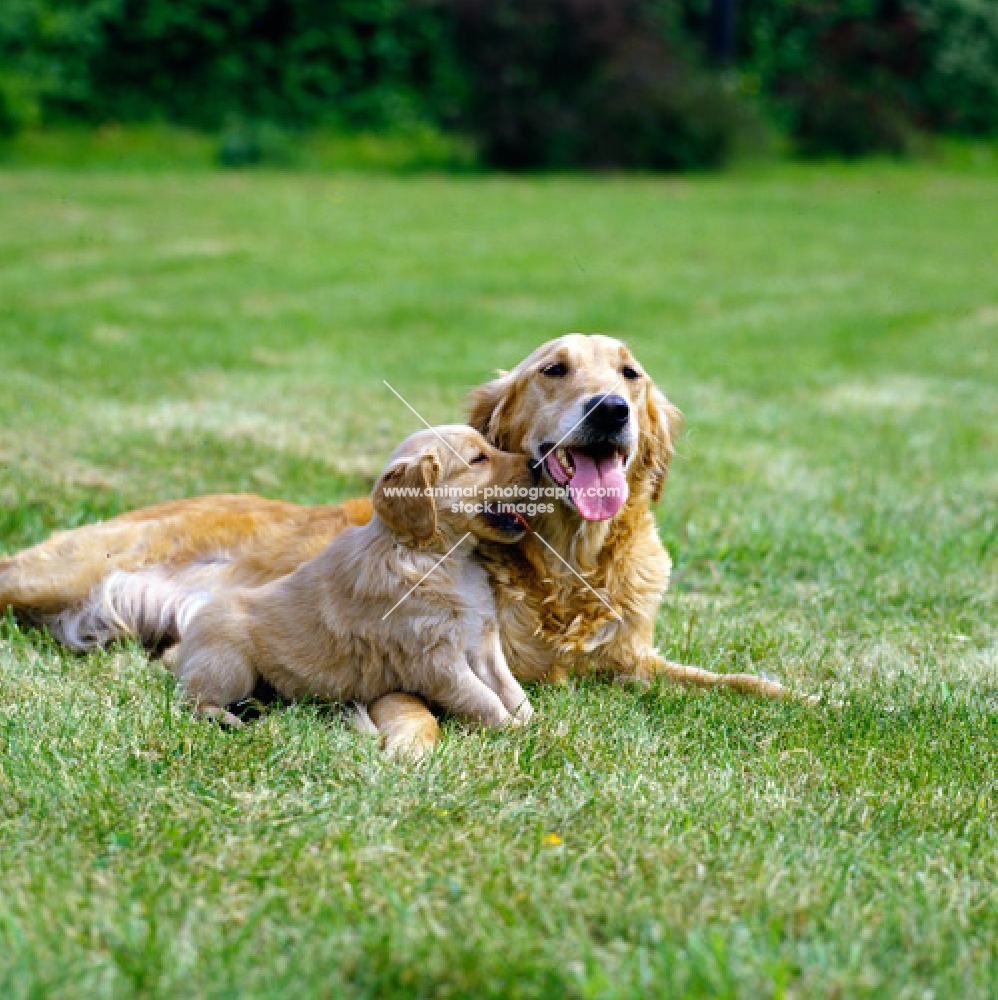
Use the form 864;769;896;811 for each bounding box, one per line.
372;425;534;547
467;334;682;522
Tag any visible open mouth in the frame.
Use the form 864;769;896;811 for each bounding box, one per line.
541;442;629;521
480;504;529;535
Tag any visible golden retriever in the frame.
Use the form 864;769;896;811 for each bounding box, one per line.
172;426;534;743
0;335;801;756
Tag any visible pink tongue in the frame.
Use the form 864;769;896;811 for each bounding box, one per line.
568;449;629;521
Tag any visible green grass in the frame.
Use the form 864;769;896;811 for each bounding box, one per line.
1;160;996;998
0;124;476;173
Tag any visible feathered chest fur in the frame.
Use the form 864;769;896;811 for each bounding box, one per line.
477;506;672;682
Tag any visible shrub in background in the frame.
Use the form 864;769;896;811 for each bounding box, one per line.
912;0;998;135
0;0;995;166
216;118;294;168
0;0;760;171
739;0;923;156
0;0;122;133
445;0;760;170
0;77;32;138
0;0;465;131
738;0;998;156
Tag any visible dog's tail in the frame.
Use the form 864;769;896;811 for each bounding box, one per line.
45;569;214;651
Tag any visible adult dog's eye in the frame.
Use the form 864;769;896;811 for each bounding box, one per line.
470;453;489;464
541;362;568;378
621;365;642;380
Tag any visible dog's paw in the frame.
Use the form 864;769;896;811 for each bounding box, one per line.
510;699;534;725
381;729;436;761
199;705;245;729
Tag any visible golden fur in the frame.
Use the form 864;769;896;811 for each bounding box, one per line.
172;426;534;744
0;335;803;757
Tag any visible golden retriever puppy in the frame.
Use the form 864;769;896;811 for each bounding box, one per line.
171;426;535;744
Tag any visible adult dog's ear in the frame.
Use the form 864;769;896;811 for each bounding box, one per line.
466;371;516;449
641;386;683;504
373;453;441;542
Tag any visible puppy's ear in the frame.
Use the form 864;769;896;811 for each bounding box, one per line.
642;386;683;504
373;453;441;542
466;371;516;449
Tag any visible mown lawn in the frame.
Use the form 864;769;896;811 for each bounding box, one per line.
1;161;996;998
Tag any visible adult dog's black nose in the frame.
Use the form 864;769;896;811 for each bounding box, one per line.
584;393;630;432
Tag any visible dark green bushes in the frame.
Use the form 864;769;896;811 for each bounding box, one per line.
740;0;998;156
913;0;998;135
445;0;759;170
0;0;462;130
1;0;996;167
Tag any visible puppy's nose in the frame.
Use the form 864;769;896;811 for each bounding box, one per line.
584;393;630;432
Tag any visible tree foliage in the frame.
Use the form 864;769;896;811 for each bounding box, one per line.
1;0;996;163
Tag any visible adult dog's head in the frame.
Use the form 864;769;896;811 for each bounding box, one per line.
467;335;682;523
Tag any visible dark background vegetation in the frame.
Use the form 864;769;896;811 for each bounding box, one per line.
1;0;997;168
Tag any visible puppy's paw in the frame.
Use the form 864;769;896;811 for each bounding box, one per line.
199;705;245;729
510;698;534;726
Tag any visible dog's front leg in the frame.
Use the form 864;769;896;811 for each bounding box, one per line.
646;652;790;698
600;610;808;701
468;620;533;724
422;647;522;730
634;650;819;702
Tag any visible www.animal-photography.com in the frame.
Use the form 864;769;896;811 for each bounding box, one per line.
1;3;996;997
